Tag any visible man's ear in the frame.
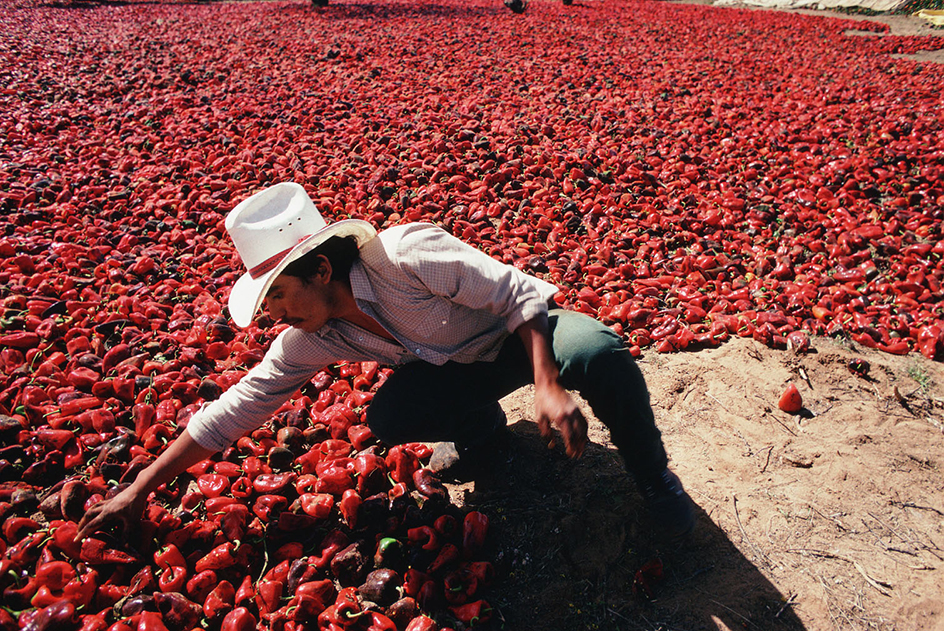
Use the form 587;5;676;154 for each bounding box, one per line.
315;255;333;284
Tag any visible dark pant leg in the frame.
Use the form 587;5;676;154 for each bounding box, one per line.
367;308;667;477
547;309;668;477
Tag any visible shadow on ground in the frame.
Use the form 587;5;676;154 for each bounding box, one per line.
452;417;807;631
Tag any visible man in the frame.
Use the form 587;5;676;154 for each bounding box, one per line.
77;182;694;540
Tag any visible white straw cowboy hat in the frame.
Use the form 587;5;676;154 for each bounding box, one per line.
225;182;376;328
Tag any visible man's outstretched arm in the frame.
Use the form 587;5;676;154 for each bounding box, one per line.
76;428;215;539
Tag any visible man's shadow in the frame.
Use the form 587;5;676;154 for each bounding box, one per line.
455;411;808;631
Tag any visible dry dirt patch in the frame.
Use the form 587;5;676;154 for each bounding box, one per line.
449;336;944;630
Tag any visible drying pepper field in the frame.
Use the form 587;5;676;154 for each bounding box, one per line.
1;0;943;630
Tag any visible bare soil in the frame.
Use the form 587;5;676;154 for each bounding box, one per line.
449;337;944;630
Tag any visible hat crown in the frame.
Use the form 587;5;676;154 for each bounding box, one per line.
226;182;326;273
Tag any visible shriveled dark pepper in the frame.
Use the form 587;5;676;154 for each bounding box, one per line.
461;512;488;558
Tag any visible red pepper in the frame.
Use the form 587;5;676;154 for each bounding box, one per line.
154;544;187;570
137;611;169;631
632;557;664;599
0;331;40;349
407;526;440;551
275;542;304;562
262;560;291;585
203;580;235;620
219;504;251;541
230;476;253;499
462;512;488;557
352;453;386;495
186;459;214;477
315;465;355;495
433;515;458;539
252;472;296;495
31;584;66;608
294;474;318;495
417;580;439;611
365;612;397;631
338;489;361;528
80;538;138;565
427;543;460;574
293;579;336;612
404;616;438;631
462;561;494;586
236;436;266;458
186;570;218;603
49;521;82;561
318;587;361;628
141;424;173;452
388;482;409;499
3;516;40;542
253;494;288;522
77;611;109;631
443;570;478;605
448;600;492;627
197;474;230;498
234;574;254;606
205;496;238;517
62;568;98;609
255;580;283;617
3;576;39;609
195;543;236;572
214;461;242;477
385;446;420;485
221;607;256;631
158;566;187;594
312;529;349;571
294;450;321;475
35;560;76;591
402;443;433;460
347;425;375;451
402;569;432;598
241;455;271;479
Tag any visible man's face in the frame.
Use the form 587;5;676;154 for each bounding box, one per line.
264;272;335;333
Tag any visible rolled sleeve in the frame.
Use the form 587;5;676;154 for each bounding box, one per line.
186;331;323;451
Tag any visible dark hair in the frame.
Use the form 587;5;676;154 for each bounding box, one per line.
281;235;360;284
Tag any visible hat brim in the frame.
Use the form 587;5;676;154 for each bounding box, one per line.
227;219;377;328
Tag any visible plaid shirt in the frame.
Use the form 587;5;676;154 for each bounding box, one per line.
188;223;559;450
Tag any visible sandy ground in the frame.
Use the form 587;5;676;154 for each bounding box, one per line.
449;336;944;630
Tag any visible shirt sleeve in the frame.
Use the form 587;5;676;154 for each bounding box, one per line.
186;329;323;451
392;224;559;333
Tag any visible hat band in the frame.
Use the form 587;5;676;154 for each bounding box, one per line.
248;242;304;279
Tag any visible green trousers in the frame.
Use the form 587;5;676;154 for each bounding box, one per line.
366;309;668;478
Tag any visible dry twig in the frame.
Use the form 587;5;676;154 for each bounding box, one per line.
785;548;893;596
733;495;771;568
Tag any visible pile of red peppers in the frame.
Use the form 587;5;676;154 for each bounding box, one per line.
2;0;943;628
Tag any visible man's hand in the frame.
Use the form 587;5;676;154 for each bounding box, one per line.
534;379;588;459
76;483;147;540
75;428;215;541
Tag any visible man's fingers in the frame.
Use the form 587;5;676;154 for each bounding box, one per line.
563;411;588;459
75;501;112;540
537;415;556;449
